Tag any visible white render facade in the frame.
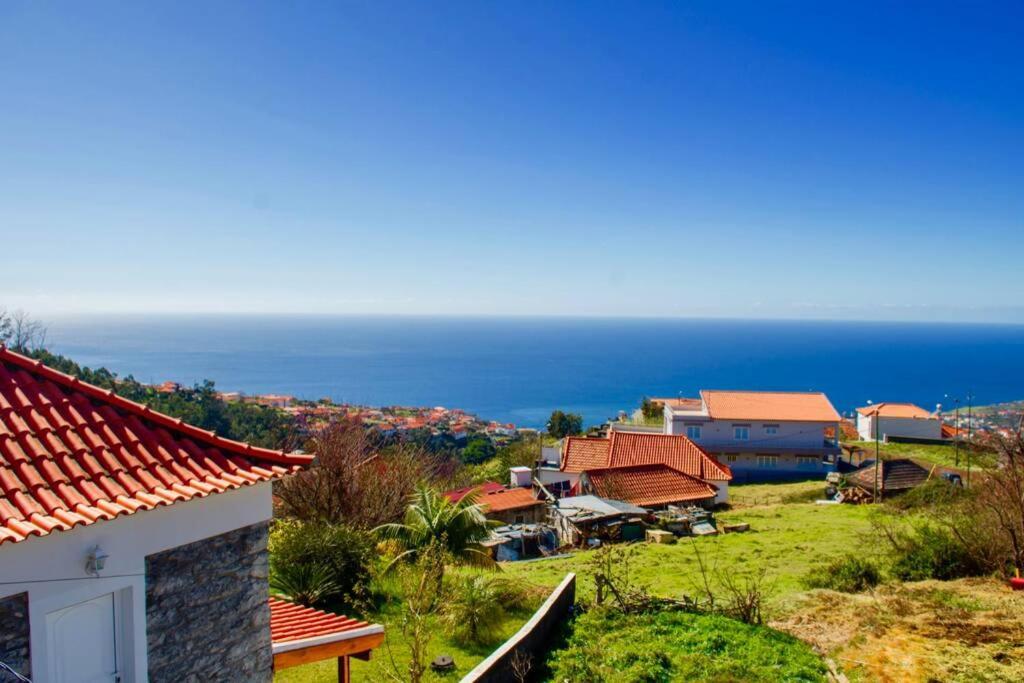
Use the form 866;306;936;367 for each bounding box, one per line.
664;394;841;483
856;412;942;441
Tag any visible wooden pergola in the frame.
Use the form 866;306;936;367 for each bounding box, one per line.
270;597;385;682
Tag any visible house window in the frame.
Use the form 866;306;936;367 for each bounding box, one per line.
756;455;778;468
686;425;702;440
514;514;525;524
797;456;818;469
764;424;779;435
734;426;750;441
725;454;738;463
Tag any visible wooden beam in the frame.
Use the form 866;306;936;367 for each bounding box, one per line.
274;632;385;671
338;655;350;683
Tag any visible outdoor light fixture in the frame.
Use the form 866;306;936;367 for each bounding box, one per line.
85;545;109;577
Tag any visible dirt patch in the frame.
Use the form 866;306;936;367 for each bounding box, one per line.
771;578;1024;682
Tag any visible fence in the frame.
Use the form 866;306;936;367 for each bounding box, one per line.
460;572;576;683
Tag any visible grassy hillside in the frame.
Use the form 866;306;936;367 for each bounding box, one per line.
844;440;997;470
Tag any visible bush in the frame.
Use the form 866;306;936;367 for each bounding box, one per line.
269;520;375;609
890;525;985;582
803;555;881;593
441;575;507;646
884;477;963;512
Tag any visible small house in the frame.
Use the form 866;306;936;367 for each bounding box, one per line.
856;403;942;441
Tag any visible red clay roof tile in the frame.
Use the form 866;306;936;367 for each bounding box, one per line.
0;346;312;545
584;463;718;507
562;432;731;481
269;597;381;645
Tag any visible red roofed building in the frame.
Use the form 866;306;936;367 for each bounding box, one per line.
443;481;547;525
0;346;317;682
579;463;718;508
542;431;731;505
662;390;842;483
856;402;942;441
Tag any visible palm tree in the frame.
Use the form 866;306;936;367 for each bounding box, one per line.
375;485;498;573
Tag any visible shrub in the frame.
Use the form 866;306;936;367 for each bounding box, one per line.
803;555;881;593
441;575;507;646
889;525;985;581
269;562;340;607
269;520;375;609
884;477;962;512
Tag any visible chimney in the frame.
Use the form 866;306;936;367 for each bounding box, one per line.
510;466;532;488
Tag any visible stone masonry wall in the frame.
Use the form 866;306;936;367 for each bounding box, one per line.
0;592;30;681
145;522;272;682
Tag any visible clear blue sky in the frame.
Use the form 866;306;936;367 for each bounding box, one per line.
1;2;1021;321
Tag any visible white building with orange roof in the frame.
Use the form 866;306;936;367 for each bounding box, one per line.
856;402;941;441
663;390;842;483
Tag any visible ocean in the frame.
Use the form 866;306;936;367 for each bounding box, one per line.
44;315;1024;429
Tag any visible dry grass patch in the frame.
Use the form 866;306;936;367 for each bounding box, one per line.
772;578;1024;682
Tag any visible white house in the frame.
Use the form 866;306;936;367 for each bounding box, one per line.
856;402;941;441
663;390;842;483
0;346;316;682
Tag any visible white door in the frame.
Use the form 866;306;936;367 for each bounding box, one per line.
47;593;120;683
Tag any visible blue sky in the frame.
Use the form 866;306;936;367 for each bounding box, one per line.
1;2;1021;321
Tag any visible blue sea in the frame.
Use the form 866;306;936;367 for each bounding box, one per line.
44;316;1024;429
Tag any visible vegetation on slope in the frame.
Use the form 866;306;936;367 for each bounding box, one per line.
549;607;827;682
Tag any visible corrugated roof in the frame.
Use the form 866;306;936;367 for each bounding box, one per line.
701;390;840;422
847;459;932;493
584;464;717;507
0;346;311;545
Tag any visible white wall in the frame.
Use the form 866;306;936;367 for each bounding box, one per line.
0;482;273;683
857;414;941;440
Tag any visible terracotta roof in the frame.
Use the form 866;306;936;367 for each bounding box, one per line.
0;347;312;546
481;486;544;513
269;597;382;651
701;390;840;422
560;436;611;472
651;397;703;411
562;432;731;481
856;403;934;419
443;481;506;503
584;464;717;507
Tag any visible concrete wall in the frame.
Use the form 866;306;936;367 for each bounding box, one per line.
713;452;833;484
461;573;576;683
0;592;30;680
0;482;272;683
668;417;833;450
145;522;273;682
488;505;548;526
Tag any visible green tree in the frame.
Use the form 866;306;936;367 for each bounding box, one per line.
547;410;583;439
461;435;497;464
375;485;497;575
641;397;664;421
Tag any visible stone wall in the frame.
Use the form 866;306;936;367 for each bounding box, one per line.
145;522;272;682
0;592;30;680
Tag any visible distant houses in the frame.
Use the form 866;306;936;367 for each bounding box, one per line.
856;402;942;441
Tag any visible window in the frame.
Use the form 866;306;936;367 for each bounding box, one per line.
734;426;749;441
514;514;525;524
797;456;818;469
764;424;779;435
686;425;702;440
725;454;738;463
756;454;778;468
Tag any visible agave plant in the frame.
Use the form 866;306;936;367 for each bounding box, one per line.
375;485;499;573
270;562;340;607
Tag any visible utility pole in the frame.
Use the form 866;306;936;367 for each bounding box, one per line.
946;394;960;467
966;392;974;488
874;409;880;503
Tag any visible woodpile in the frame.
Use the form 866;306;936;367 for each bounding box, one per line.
841;486;873;504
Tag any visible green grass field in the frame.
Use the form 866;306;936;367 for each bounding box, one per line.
503;493;880;603
844;440;996;469
274;598;535;682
